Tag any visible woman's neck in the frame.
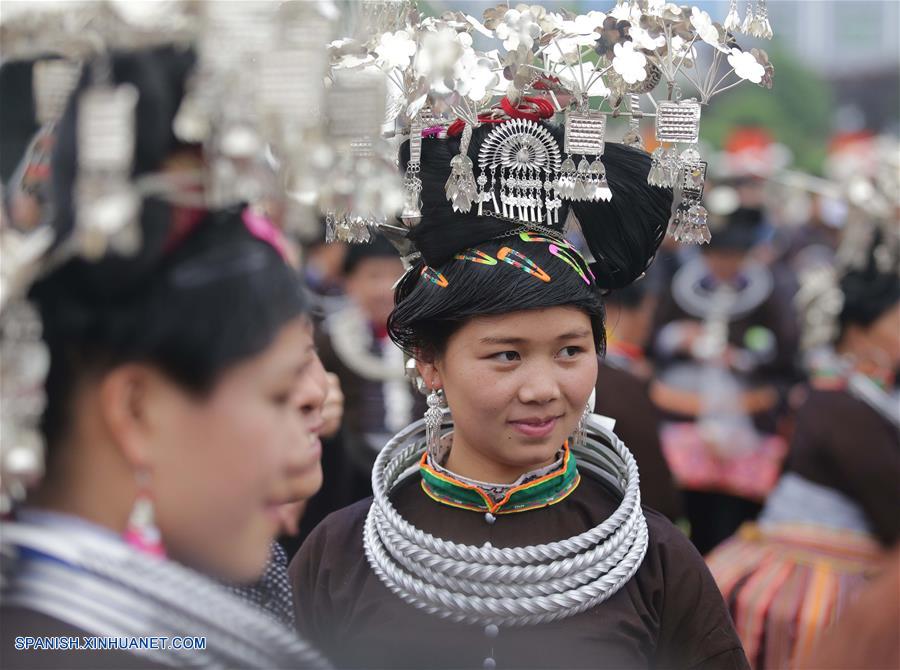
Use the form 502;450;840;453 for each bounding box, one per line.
27;443;134;536
443;436;558;485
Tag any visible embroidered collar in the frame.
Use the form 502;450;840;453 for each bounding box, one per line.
419;442;581;514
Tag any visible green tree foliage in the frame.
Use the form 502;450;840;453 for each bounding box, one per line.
700;43;833;174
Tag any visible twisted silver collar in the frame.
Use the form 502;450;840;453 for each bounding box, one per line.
363;413;648;627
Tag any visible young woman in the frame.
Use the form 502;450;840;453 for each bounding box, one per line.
0;48;330;668
290;117;749;669
706;253;900;670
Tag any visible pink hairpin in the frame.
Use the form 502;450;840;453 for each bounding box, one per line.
549;244;593;284
242;208;289;261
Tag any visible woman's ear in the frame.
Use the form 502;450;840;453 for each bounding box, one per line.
97;364;173;470
415;359;443;391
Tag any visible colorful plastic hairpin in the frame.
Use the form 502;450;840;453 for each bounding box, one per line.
518;231;576;250
454;249;497;265
549;244;594;285
420;266;449;288
518;231;594;284
497;247;551;283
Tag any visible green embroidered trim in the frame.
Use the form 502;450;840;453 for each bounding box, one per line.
419;446;580;514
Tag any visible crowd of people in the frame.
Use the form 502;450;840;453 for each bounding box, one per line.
1;2;898;669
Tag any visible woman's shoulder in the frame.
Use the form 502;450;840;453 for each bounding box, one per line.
304;497;372;545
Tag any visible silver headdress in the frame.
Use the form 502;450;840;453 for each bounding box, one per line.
325;0;775;249
787;136;900;358
0;0;336;511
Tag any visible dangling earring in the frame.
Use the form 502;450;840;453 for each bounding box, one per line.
573;401;591;450
124;473;166;558
424;387;445;459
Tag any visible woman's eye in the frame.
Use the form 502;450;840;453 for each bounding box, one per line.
558;346;583;358
492;351;520;362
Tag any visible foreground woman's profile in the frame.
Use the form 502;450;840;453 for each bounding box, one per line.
1;47;330;669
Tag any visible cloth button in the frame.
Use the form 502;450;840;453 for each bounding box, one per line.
484;512;496;524
483;657;496;669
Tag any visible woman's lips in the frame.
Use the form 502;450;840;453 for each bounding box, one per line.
508;417;559;439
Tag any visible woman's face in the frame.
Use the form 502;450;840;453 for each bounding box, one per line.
150;316;328;582
421;306;598;483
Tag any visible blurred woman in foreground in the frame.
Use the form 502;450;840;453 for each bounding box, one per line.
0;47;330;669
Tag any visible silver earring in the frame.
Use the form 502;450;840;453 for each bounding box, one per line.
425;388;444;458
573;401;590;450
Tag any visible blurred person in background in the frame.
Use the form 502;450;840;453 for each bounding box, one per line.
302;227;349;317
706;238;900;670
293;236;425;547
649;202;800;554
800;547;900;670
0;48;329;668
595;275;682;522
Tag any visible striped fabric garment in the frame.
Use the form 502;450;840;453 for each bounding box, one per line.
706;523;884;669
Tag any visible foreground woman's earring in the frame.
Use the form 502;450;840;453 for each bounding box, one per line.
425;388;444;458
124;473;166;557
573;402;591;450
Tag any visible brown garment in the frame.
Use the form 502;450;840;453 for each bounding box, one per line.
785;388;900;546
290;475;748;670
595;362;683;521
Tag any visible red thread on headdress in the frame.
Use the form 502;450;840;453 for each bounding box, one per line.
446;96;555;137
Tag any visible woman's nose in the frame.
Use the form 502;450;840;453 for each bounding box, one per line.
516;363;562;405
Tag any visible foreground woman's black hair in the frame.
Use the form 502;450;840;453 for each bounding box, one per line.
28;46;309;450
388;122;673;359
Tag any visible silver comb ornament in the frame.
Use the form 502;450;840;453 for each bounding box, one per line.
75;82;141;259
476;119;562;224
445;123;478;213
652;99;708;240
561;110;611;202
655;101;702;144
32;60;81;126
258;2;332;237
322;69;402;243
401;111;426;227
668;149;710;244
621;95;645;150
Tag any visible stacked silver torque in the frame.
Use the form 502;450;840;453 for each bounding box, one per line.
363;413;648;627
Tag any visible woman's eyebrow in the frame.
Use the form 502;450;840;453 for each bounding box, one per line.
479;336;528;346
478;329;591;346
556;329;592;340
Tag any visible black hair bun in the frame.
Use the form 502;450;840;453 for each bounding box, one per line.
400;120;672;290
571;142;672;289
